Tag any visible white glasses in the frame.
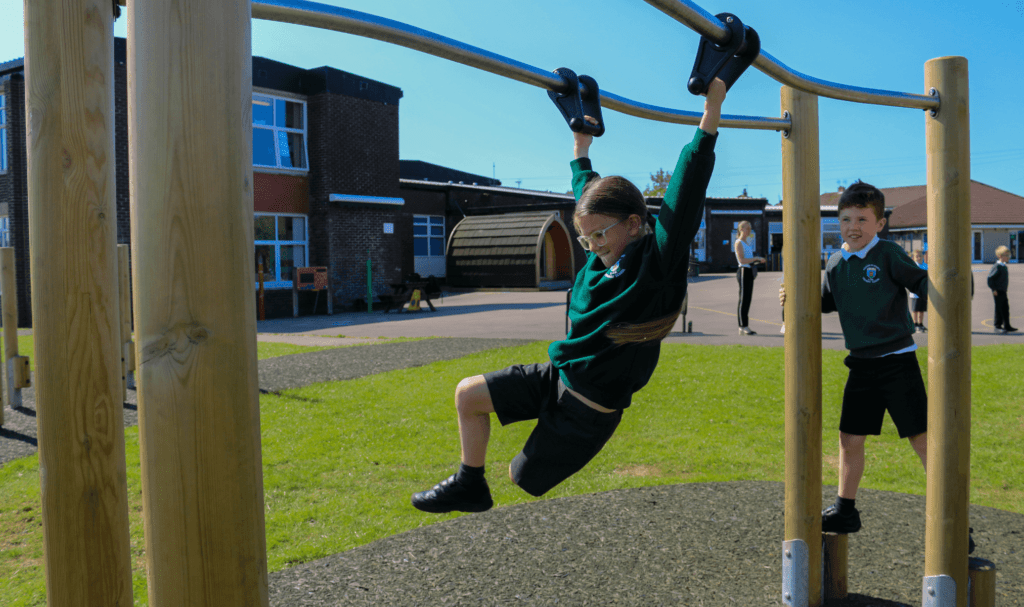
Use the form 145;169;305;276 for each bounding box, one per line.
577;219;622;250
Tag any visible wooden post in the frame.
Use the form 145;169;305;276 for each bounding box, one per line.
128;0;269;603
24;0;134;604
118;244;134;400
924;56;971;607
781;86;822;607
1;247;18;412
822;533;848;601
967;558;996;607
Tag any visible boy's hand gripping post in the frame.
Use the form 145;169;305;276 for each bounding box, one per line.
687;13;760;96
548;67;605;137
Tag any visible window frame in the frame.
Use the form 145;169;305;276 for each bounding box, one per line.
252;93;309;172
413;215;446;259
0;92;7;173
254;212;309;290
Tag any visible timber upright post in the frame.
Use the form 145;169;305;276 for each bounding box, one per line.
24;0;134;604
118;245;135;400
923;56;971;607
1;248;29;410
780;86;823;607
128;0;269;604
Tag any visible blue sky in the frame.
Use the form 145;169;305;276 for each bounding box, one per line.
3;0;1023;201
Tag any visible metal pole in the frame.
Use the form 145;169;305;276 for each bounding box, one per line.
24;0;134;603
642;0;941;112
251;0;789;132
923;55;971;607
781;86;822;607
129;0;269;603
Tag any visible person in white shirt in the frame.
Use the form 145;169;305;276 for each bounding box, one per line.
734;220;765;335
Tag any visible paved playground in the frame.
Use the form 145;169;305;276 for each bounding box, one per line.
256;267;1024;348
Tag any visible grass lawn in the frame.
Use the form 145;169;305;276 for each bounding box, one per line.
1;342;1021;605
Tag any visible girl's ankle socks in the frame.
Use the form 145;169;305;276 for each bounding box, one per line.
836;496;856;514
456;463;485;484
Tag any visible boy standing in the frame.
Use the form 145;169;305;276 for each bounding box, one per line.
780;181;928;533
987;245;1016;333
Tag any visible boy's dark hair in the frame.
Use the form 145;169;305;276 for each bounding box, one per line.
837;180;885;220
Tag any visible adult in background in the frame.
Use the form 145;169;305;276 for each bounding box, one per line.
734;220;765;335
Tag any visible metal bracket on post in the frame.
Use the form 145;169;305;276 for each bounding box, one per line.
687;13;760;95
782;539;809;606
547;68;605;136
922;575;956;607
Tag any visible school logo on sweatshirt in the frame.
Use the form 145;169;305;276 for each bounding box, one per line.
605;255;627;279
863;264;881;284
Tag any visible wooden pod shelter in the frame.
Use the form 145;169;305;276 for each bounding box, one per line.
446;212;575;289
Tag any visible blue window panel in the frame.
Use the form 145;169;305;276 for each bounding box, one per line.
430;225;444;236
414;239;428;256
253;96;273;126
253;128;276;166
277;130;292;167
413;225;427;236
429;238;444;256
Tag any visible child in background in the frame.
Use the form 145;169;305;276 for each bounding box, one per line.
909;249;928;332
988;245;1016;333
780;181;928;533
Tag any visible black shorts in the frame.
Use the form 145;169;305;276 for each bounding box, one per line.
912;297;927;313
839;352;927;438
483;362;623;497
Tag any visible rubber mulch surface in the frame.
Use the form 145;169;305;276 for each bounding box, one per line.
3;338;1021;606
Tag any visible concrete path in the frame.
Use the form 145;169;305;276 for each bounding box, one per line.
257;268;1024;349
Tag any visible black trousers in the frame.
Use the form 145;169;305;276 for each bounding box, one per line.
736;267;755;327
993;291;1011;328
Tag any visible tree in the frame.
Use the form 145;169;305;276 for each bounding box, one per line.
644;168;672;197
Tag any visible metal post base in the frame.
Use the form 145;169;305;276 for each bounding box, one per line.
922;575;956;607
782;539;808;606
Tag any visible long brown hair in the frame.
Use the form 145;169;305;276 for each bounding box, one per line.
575;176;680;346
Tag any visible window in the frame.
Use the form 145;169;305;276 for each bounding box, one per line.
1;93;7;172
252;94;308;170
413;215;446;278
821;218;842;251
0;217;9;247
255;213;307;288
413;215;445;256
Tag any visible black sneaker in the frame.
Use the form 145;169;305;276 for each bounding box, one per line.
821;503;861;533
412;474;493;514
1006;326;1019;332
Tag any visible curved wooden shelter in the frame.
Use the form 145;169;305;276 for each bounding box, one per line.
446;212;575;289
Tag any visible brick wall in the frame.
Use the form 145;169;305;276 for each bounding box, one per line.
307;92;404;310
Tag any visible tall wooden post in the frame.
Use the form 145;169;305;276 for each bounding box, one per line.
23;0;134;604
781;86;822;607
1;247;18;417
128;0;269;604
924;56;971;607
118;244;134;400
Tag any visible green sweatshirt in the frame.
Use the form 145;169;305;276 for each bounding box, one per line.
548;129;717;409
821;238;928;357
